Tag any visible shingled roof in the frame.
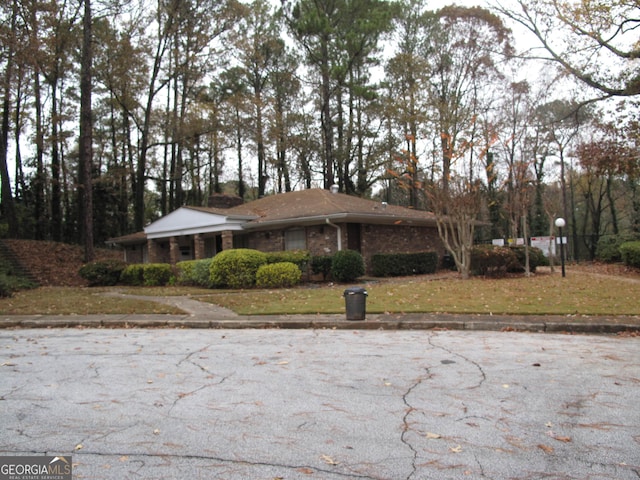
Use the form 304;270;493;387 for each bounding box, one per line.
107;189;438;245
224;188;437;228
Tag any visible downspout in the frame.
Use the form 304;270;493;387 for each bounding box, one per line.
325;218;342;251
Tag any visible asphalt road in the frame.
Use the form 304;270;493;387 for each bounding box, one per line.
1;328;639;479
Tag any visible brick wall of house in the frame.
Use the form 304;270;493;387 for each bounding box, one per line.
307;225;341;256
360;224;445;270
247;230;285;252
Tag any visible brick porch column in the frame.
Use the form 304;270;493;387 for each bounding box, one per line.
169;236;180;265
147;239;160;263
194;234;205;259
221;230;234;250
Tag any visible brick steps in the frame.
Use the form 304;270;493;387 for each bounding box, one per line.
0;240;39;285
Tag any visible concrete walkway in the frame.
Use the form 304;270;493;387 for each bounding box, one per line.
1;291;639;334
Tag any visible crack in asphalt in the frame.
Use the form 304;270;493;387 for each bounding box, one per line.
400;366;431;480
55;450;382;479
427;335;487;389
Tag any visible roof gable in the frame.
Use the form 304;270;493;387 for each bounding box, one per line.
144;207;252;239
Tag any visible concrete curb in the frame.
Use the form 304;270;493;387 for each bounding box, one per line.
1;313;639;334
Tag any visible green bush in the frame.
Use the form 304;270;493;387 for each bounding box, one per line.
79;259;127;286
143;263;173;286
371;252;439;277
331;250;365;283
0;273;14;297
176;258;214;287
507;246;548;273
210;248;268;289
470;245;519;277
311;255;333;279
120;264;145;286
0;273;36;295
265;250;310;271
256;262;302;288
596;234;640;263
620;241;640;268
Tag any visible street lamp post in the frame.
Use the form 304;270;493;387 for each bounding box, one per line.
555;218;566;278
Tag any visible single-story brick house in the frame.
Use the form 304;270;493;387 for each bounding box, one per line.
107;188;447;273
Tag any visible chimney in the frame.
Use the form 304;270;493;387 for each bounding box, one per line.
208;194;244;209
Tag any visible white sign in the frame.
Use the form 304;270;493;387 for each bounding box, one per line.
531;236;556;257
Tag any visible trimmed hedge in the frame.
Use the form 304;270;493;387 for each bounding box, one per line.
265;250;310;272
210;248;267;288
597;235;640;263
79;259;127;286
143;263;173;286
331;250;365;283
371;252;438;277
176;258;214;287
470;245;518;277
507;246;548;273
310;255;333;279
120;264;145;286
620;241;640;268
119;263;172;286
256;262;302;288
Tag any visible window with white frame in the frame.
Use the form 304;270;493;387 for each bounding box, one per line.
284;229;306;251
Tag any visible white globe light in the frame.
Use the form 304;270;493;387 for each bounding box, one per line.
555;218;566;228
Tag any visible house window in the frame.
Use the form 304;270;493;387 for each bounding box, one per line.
285;229;306;251
180;246;192;261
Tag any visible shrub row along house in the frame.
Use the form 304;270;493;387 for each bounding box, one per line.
107;188;447;274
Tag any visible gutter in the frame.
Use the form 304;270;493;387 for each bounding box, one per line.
325;218;342;251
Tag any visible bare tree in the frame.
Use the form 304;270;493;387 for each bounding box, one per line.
426;176;483;279
495;1;640;99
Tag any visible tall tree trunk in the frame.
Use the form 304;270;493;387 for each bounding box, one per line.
320;35;334;189
255;88;266;197
79;0;94;262
606;176;619;235
33;72;46;240
50;83;62;241
235;105;244;199
0;0;18;237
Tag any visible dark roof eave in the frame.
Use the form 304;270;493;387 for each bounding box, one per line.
242;213;439;230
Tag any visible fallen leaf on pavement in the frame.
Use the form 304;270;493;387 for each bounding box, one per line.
426;432;442;439
321;454;338;465
538;444;554;454
450;445;463;453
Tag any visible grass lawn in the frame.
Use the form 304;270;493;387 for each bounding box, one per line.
194;270;640;316
1;267;639;316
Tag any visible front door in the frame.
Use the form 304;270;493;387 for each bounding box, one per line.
347;223;361;252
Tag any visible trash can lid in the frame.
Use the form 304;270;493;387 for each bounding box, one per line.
343;287;368;296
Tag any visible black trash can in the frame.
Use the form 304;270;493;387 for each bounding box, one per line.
343;287;368;321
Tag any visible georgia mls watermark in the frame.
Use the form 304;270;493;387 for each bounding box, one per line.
0;456;72;480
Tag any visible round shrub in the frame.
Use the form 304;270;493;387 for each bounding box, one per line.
143;263;173;286
331;249;365;283
265;250;310;271
120;264;145;286
210;249;268;289
507;246;548;273
79;259;126;286
177;258;214;287
470;245;518;277
620;241;640;268
256;262;302;288
311;255;333;279
597;234;640;263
